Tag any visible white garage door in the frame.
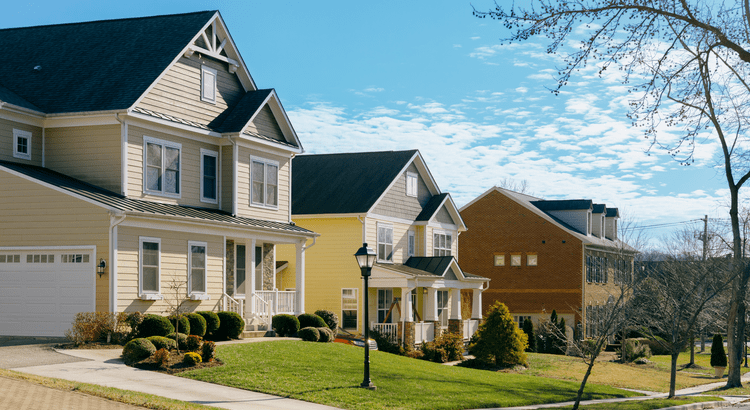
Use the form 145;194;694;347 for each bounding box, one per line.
0;249;95;337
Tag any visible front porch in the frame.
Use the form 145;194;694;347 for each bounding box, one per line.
371;318;481;346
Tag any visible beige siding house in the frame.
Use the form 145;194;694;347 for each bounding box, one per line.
0;11;316;337
277;150;489;348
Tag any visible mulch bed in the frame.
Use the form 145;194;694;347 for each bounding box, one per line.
131;350;224;374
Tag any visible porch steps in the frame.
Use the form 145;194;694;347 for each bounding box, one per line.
241;330;275;339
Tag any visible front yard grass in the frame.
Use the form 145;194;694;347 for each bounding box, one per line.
549;396;722;410
179;341;639;410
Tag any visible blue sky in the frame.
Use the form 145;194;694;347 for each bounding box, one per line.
2;1;731;244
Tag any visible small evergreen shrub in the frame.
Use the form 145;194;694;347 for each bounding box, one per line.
299;327;320;342
153;348;170;367
186;335;202;351
711;334;727;367
147;336;177;351
314;310;339;330
421;342;448;363
316;327;334;342
272;314;300;337
635;337;671;355
186;313;207;337
197;311;220;337
370;328;402;355
522;319;536;352
138;314;174;338
433;332;464;362
123;338;156;362
468;301;528;367
183;352;202;366
298;313;327;329
406;349;425;360
124;311;144;339
201;340;216;362
216;311;244;340
617;339;652;363
168;314;190;336
167;332;189;350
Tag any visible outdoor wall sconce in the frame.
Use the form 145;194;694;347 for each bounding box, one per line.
97;258;107;278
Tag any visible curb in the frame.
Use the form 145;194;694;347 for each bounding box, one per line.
659;400;734;410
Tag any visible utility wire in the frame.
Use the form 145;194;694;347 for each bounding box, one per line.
630;219;703;231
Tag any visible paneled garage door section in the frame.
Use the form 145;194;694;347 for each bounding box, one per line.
0;250;95;337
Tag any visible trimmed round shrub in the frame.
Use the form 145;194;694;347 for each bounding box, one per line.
167;332;189;350
138;314;174;338
299;326;320;342
197;311;220;337
272;314;300;337
186;335;202;351
316;327;334;342
314;310;339;330
168;314;190;336
183;352;202;366
201;340;216;362
186;313;207;337
711;334;727;367
297;313;326;329
122;338;156;362
216;311;244;340
147;335;177;351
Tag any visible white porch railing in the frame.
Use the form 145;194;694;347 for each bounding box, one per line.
371;322;399;343
463;319;479;340
414;322;435;344
251;293;272;327
255;290;296;315
222;293;244;317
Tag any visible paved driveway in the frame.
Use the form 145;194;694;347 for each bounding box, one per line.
0;337;88;369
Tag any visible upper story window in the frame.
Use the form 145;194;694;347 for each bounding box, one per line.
406;172;418;197
144;137;181;197
511;254;522;266
377;223;393;262
200;149;218;204
139;237;162;299
13;129;31;160
494;254;505;266
527;254;538;266
201;65;218;104
188;241;208;299
433;232;452;256
251;157;279;208
407;230;415;258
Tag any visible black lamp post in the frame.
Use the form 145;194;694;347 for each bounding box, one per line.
354;243;377;390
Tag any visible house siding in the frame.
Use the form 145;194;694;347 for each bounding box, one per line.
235;145;290;222
546;209;589;235
365;216;414;264
244;105;285;142
116;225;224;314
0;118;43;166
45;125;121;193
371;163;431;220
221;145;233;213
435;205;455;225
136;56;245;127
0;170;111;313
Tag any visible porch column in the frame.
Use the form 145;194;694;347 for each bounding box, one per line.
472;288;483;320
295;240;306;315
249;239;256;315
448;288;462;335
401;287;415;348
424;287;438;321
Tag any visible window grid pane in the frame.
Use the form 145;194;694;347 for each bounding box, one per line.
142;242;159;293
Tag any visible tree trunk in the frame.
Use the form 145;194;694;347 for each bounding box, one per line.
669;352;679;398
726;182;748;388
573;359;595;410
690;333;695;366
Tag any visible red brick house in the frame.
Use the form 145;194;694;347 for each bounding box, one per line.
458;187;635;339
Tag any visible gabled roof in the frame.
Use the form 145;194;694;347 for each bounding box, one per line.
216;89;274;133
606;208;620;218
375;257;488;281
292;150;419;215
592;203;607;214
0;160;315;237
0;11;217;114
416;193;449;222
530;199;593;211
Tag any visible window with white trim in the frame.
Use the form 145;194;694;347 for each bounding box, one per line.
27;254;55;263
407;230;415;258
0;254;21;263
527;254;538;266
139;237;161;298
494;254;505;266
200;149;218;203
144;137;181;197
406;172;418;197
62;254;89;263
514;315;532;329
377;223;393;262
201;65;217;104
13;129;31;160
251;157;279;208
437;290;449;326
235;244;246;296
378;289;393;323
342;288;358;329
188;241;207;296
510;254;522;266
433;232;452;256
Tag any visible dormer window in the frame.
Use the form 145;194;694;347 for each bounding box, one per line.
406;172;418;197
201;65;217;104
13;129;31;160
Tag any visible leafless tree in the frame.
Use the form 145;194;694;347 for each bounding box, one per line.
496;177;532;195
475;0;750;387
163;274;191;354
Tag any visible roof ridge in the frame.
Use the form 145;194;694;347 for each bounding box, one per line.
297;149;418;157
0;10;216;32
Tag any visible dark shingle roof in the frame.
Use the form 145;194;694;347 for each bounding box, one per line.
530;199;593;211
416;193;449;222
592;203;607;214
215;89;273;133
0;83;40;112
292;150;417;215
0;11;216;114
606;208;620;218
0;160;315;236
375;256;488;281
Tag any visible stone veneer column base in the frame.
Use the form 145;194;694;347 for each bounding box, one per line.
448;319;462;335
403;321;416;348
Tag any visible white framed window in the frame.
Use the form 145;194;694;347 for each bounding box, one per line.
200;149;218;204
527;254;538;266
201;65;217;104
510;254;522;266
433;231;452;256
494;254;505;266
144;136;181;197
188;241;209;299
437;290;449;326
13;129;31;160
139;237;162;299
251;156;279;208
377;223;393;262
514;315;532;329
0;254;20;263
27;254;55;263
62;254;89;263
235;244;246;297
378;289;393;323
407;230;415;258
406;172;418;197
342;288;358;329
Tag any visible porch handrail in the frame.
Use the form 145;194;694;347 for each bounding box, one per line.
255;290;296;315
222;293;244;318
371;322;399;344
251;293;272;327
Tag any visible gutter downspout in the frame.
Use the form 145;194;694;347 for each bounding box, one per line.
115;114;128;196
289;154;295;224
109;211;127;313
228;135;238;216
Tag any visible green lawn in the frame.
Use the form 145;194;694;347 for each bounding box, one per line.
180;341;639;410
549;396;722;410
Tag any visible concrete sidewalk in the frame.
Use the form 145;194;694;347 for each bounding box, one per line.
0;375;148;410
13;345;339;410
